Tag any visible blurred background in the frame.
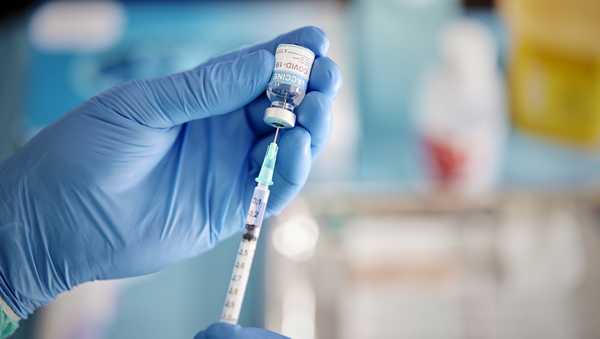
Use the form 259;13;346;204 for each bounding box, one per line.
2;0;600;338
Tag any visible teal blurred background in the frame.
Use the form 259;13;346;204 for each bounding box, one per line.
3;1;600;339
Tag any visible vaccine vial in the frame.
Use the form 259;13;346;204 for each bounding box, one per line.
264;44;315;129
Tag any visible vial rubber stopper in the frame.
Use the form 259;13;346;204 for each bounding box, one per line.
264;107;297;129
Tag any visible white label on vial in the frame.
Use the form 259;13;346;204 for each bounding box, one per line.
270;44;315;90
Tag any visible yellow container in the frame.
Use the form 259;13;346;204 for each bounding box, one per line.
502;0;600;146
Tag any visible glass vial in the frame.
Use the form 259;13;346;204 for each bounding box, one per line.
264;44;315;129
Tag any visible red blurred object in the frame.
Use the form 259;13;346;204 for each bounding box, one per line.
424;136;467;188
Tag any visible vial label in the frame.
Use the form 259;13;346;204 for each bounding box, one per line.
270;44;315;91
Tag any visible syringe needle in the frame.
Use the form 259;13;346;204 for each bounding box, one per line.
273;128;280;144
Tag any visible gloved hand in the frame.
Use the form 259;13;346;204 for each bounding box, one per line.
195;323;288;339
0;26;341;318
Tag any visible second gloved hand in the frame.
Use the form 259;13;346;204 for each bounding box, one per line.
195;323;288;339
0;26;341;318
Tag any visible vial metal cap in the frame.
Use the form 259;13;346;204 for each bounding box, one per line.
264;107;296;129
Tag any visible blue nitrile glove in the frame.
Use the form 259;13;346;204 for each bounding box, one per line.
0;26;341;319
195;323;288;339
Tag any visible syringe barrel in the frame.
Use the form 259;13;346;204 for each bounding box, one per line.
245;184;270;234
220;236;259;324
220;184;270;324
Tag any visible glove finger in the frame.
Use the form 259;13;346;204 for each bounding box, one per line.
244;94;272;136
211;25;329;64
99;49;274;129
194;323;237;339
195;323;289;339
296;91;333;157
308;56;342;95
248;128;311;216
245;56;340;137
243;327;291;339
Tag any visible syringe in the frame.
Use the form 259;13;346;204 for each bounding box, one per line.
220;129;280;324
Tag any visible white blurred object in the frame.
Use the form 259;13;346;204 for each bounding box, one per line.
338;217;464;339
498;204;585;291
38;280;121;339
30;1;124;52
280;277;316;339
495;204;585;339
272;214;320;262
417;19;505;194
